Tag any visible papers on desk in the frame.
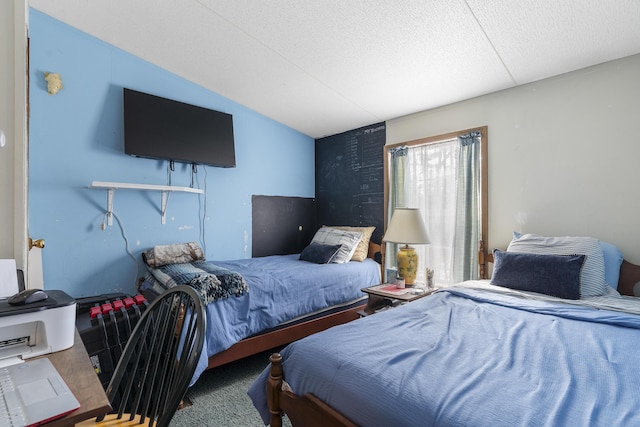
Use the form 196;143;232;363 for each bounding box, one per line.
0;259;18;298
364;283;429;300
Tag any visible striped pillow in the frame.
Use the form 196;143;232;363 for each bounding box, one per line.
507;233;608;297
311;227;363;264
329;226;375;261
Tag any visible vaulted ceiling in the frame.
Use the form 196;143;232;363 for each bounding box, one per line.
29;0;640;138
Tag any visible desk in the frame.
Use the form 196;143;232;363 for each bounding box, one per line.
35;329;111;426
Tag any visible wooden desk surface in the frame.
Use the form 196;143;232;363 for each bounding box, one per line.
36;329;111;426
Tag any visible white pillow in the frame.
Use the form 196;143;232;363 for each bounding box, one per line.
311;227;363;264
507;233;608;297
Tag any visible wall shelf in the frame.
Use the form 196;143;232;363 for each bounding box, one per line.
89;181;204;225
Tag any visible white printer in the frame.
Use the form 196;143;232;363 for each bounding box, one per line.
0;290;76;366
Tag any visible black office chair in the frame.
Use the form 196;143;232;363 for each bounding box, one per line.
78;285;206;427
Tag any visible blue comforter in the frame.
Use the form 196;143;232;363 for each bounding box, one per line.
190;254;381;385
249;286;640;426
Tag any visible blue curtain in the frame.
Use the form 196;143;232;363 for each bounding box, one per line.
385;146;407;279
453;131;481;282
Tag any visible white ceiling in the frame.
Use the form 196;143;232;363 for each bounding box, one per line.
29;0;640;138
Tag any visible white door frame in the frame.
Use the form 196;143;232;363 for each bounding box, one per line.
14;0;29;283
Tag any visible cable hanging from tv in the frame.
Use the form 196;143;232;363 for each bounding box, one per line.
191;163;197;189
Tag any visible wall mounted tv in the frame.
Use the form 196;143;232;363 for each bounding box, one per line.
123;88;236;168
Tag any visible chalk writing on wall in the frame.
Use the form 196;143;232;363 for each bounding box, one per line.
315;122;385;243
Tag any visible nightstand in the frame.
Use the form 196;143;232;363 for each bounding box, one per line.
358;284;436;316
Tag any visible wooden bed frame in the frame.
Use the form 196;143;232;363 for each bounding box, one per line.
207;304;366;369
203;241;382;370
265;257;640;427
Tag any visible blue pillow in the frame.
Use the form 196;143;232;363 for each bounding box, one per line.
299;243;342;264
512;231;623;290
491;249;586;300
600;241;623;289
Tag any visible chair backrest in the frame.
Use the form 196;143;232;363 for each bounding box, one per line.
103;285;206;427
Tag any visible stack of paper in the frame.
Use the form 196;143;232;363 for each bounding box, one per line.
0;259;19;298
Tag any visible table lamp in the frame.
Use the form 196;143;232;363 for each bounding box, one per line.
383;208;430;286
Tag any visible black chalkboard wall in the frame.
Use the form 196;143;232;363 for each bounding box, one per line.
315;122;386;244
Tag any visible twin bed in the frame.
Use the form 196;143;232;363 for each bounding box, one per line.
139;227;382;385
248;233;640;426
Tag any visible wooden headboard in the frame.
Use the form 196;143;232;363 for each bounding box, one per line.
618;260;640;297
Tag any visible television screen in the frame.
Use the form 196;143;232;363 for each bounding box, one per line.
123;88;236;168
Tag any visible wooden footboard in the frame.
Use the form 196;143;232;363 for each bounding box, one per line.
268;353;357;427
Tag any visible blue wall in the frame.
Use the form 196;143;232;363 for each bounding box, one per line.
28;10;315;297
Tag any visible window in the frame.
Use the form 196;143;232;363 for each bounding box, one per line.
384;127;488;286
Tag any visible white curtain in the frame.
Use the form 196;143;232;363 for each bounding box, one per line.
404;138;460;286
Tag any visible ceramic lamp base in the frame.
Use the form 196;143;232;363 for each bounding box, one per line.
396;245;418;285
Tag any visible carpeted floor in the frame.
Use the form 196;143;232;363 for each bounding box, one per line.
169;348;292;427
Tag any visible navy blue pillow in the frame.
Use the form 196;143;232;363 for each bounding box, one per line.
299;243;342;264
491;249;586;300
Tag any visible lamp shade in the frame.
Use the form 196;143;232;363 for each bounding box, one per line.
383;208;430;245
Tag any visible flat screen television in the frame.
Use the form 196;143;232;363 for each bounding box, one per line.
123;88;236;168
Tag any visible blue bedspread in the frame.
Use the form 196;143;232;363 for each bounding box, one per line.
249;285;640;426
187;254;380;385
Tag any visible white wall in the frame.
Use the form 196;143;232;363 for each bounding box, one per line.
0;0;28;266
387;54;640;264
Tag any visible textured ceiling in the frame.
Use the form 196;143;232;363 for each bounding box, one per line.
29;0;640;138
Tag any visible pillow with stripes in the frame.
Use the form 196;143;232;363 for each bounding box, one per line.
507;233;608;297
310;227;363;264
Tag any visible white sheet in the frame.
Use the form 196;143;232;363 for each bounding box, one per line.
452;280;640;315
